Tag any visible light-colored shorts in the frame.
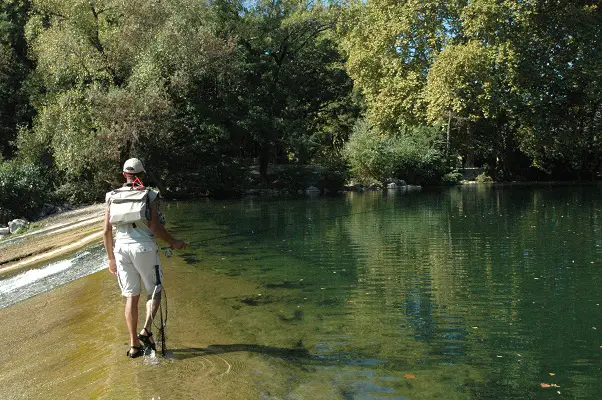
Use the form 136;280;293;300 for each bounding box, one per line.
114;242;162;297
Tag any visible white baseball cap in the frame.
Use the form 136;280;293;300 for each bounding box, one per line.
122;158;146;174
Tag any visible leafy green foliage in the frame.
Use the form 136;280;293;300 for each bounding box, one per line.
475;172;493;183
441;171;463;185
0;160;54;222
343;120;444;185
0;0;599;216
338;0;602;180
0;0;32;158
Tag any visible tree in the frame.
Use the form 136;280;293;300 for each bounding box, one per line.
338;0;466;130
0;0;31;158
509;1;602;178
222;0;356;177
338;0;602;179
20;0;242;198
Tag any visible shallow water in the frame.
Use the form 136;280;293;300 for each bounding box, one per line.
1;184;601;399
0;244;106;309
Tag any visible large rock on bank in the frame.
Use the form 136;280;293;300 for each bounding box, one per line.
9;219;28;234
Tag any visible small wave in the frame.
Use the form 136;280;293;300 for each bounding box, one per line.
0;259;74;294
0;245;105;308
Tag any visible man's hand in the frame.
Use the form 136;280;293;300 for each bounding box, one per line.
108;259;117;275
170;239;187;250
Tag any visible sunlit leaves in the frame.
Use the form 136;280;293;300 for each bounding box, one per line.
338;0;465;129
337;0;602;178
425;40;493;123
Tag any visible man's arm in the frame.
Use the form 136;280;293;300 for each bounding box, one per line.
149;201;187;249
103;204;117;275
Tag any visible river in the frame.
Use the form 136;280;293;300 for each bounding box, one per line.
0;184;600;399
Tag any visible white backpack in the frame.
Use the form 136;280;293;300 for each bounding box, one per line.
107;188;150;226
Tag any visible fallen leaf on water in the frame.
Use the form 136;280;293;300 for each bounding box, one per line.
540;383;560;388
404;374;416;379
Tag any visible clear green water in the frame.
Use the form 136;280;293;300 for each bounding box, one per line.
159;184;602;399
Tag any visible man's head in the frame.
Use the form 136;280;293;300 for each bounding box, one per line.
123;158;146;174
122;158;146;188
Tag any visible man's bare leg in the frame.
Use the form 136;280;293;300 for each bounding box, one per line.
125;295;141;349
140;290;161;346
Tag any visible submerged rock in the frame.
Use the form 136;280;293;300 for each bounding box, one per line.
277;309;304;322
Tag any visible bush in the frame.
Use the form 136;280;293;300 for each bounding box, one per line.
0;161;55;223
441;171;463;185
54;180;106;205
343;120;445;185
475;172;494;183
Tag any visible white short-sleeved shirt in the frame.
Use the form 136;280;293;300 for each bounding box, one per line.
106;186;160;244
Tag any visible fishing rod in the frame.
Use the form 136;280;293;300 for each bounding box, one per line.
148;263;168;357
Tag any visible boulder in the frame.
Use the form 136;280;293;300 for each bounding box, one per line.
387;182;398;189
0;227;9;236
9;219;28;234
39;204;58;219
385;178;407;186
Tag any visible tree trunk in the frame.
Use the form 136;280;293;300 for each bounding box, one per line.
259;145;269;178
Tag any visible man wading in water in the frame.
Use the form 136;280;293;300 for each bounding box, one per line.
103;158;186;358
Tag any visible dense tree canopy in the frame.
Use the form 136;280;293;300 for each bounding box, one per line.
0;0;31;158
0;0;600;217
339;0;602;179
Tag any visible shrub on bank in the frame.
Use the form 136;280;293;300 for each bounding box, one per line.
274;165;348;193
0;160;55;223
343;120;446;185
54;180;106;205
441;171;463;185
475;172;494;183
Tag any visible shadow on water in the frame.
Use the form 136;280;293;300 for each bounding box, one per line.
170;343;311;361
170;343;393;370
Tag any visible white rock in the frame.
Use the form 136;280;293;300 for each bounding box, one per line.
0;227;9;236
9;219;28;234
